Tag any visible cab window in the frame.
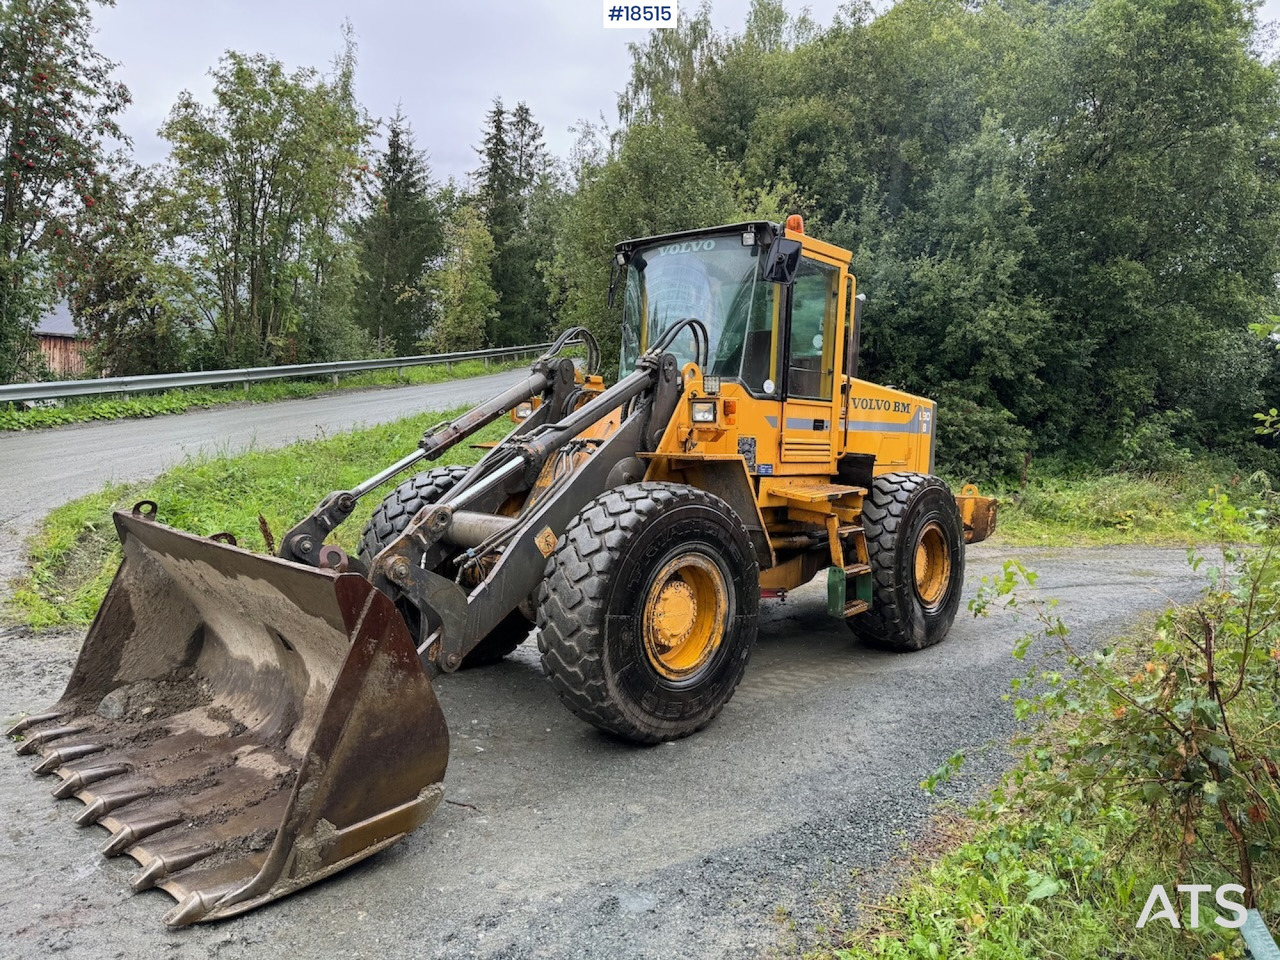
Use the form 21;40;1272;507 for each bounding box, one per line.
787;258;839;400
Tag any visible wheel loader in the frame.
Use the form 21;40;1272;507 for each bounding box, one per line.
7;216;997;926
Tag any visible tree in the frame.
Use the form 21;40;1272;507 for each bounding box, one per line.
159;37;371;366
618;0;720;125
551;115;740;376
622;0;1280;475
1007;0;1280;459
0;0;129;382
69;169;200;375
423;203;497;353
473;99;552;346
351;108;442;355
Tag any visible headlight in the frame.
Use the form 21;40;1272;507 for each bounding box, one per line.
514;401;533;420
691;400;717;423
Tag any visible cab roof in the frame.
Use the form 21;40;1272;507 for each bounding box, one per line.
614;221;781;258
614;220;854;267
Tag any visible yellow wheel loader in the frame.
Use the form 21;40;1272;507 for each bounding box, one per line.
8;217;996;925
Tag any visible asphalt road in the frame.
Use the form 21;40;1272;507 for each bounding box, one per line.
0;369;529;588
0;379;1209;959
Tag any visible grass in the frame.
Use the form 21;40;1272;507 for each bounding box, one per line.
0;357;529;431
802;635;1258;960
976;466;1275;547
802;794;1243;959
7;406;507;628
9;406;1270;629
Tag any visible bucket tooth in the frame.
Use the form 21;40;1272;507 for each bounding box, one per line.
51;763;131;799
15;725;90;755
165;888;230;928
5;712;63;737
130;845;218;892
100;812;183;857
74;786;152;826
34;743;107;775
75;796;109;826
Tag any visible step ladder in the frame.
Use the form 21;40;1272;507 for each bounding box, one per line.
828;561;873;618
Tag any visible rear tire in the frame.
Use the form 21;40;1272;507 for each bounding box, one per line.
359;466;531;667
852;472;965;652
537;482;759;743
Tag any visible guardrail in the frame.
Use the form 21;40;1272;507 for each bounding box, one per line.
0;343;556;405
1245;909;1280;960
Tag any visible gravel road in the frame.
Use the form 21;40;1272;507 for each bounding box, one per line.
0;546;1204;960
0;379;1208;959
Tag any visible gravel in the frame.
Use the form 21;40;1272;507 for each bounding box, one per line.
0;544;1205;960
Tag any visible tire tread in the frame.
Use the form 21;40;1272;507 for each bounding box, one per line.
536;482;756;743
855;472;963;652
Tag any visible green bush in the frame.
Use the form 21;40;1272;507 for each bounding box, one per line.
1113;410;1196;475
819;502;1280;958
934;394;1032;483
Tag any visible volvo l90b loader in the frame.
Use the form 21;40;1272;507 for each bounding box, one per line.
9;217;996;926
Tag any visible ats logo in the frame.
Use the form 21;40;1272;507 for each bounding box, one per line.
1136;884;1248;930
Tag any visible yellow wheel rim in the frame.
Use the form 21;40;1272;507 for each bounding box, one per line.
642;552;728;681
913;521;952;609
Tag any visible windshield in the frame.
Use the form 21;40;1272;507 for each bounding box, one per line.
621;233;777;393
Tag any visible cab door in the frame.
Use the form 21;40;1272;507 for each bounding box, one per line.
779;255;844;468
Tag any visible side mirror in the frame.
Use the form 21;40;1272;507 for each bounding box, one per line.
607;259;620;309
762;237;803;285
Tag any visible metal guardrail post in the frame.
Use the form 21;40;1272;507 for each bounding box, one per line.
1245;909;1280;959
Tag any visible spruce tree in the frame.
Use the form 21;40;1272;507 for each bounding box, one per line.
473;99;551;346
353;108;442;355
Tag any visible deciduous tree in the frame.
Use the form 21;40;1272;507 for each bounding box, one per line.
0;0;129;382
423;203;497;353
159;37;370;366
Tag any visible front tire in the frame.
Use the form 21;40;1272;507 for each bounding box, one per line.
853;472;965;652
537;482;759;743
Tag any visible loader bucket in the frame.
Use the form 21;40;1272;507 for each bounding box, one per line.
6;507;449;926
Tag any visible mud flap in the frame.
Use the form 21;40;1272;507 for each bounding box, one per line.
6;510;449;926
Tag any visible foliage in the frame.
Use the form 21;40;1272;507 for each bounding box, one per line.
817;800;1237;958
421;203;497;353
972;533;1280;915
813;506;1280;958
7;405;509;627
982;463;1275;546
350;108;443;355
0;0;129;383
158;35;371;367
575;0;1280;477
67;168;199;375
551;114;740;376
3;0;1279;480
472;99;551;346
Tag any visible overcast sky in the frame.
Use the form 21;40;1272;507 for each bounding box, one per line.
90;0;1280;183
